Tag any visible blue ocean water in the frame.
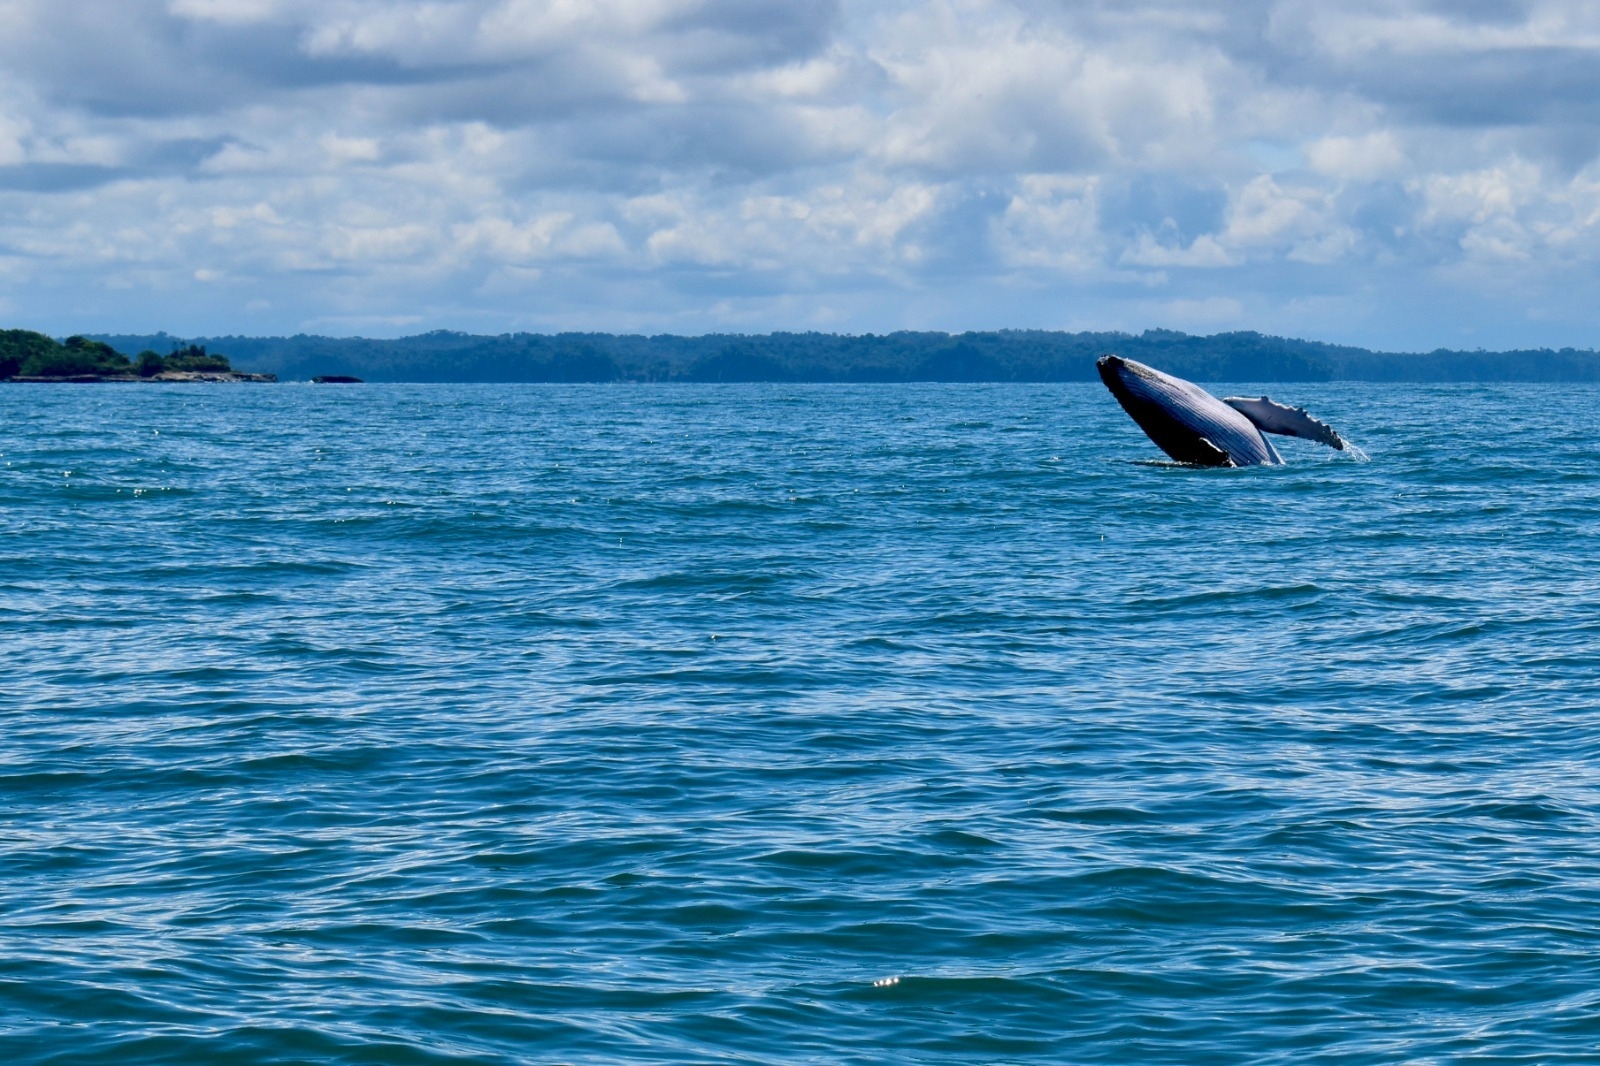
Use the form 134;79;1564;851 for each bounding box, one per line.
4;381;1600;1065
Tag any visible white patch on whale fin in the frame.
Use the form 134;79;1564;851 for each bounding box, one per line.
1196;437;1235;467
1222;396;1346;451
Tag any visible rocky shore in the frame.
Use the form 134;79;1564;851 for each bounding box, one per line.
2;330;283;382
9;370;277;383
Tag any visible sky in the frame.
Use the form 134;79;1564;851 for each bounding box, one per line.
2;0;1600;349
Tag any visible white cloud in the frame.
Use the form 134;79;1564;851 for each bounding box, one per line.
625;177;943;273
1121;233;1236;269
1407;158;1600;269
1417;162;1539;228
0;0;1599;348
1306;132;1405;182
1220;175;1358;264
455;212;625;262
320;133;383;165
1270;1;1600;60
169;0;280;25
993;175;1104;271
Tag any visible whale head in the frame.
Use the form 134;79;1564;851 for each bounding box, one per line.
1096;355;1281;466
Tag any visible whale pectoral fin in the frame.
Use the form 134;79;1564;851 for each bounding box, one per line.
1223;396;1346;450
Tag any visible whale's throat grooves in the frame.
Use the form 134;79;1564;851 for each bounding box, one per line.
1096;357;1283;466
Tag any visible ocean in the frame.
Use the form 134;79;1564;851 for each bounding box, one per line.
5;381;1600;1064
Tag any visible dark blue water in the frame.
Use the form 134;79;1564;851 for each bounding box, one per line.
5;382;1600;1064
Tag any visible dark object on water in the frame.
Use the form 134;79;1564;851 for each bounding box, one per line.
312;375;364;384
1097;355;1346;467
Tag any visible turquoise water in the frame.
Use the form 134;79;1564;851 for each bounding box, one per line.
5;382;1600;1064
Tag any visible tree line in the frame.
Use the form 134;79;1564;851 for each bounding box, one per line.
0;331;232;379
8;326;1600;383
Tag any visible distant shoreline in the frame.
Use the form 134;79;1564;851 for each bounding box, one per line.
7;371;277;384
10;326;1600;383
77;328;1600;384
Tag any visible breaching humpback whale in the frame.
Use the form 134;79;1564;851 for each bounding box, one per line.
1097;355;1347;467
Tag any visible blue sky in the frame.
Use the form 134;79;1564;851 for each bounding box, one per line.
2;0;1599;349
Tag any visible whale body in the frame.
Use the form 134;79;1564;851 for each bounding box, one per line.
1097;355;1347;467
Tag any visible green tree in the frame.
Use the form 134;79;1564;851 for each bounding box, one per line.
164;344;231;372
0;329;64;379
18;336;132;377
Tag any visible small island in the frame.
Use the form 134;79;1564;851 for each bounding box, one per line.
0;330;276;383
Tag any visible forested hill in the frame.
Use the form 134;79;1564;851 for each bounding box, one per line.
84;328;1600;384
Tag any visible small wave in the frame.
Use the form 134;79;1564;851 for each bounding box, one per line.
6;381;1600;1066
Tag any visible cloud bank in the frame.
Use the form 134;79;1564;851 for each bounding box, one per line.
3;0;1600;347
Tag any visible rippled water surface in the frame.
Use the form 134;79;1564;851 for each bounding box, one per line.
5;382;1600;1064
